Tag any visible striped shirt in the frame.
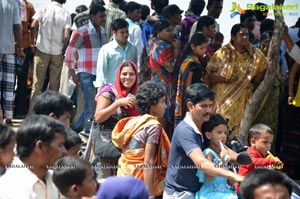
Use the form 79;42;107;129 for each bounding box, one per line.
104;2;126;41
65;20;107;75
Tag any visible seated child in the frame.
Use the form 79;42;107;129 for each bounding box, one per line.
64;129;83;159
0;123;16;175
238;123;282;176
195;114;238;199
236;124;282;194
52;156;98;199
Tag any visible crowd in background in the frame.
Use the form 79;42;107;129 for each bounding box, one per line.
1;0;300;198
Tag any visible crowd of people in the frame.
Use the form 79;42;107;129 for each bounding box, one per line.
1;0;300;198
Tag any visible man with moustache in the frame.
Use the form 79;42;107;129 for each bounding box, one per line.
0;115;67;198
164;83;243;199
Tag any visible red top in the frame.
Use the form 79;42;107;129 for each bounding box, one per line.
238;146;276;176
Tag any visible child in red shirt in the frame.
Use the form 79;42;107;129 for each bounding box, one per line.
236;124;282;193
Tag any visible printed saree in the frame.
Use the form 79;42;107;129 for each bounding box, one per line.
175;56;205;126
207;42;267;128
112;114;171;196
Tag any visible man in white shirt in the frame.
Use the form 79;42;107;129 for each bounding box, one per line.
29;0;71;115
125;1;143;70
0;115;67;198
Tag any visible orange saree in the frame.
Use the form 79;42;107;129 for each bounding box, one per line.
112;114;171;196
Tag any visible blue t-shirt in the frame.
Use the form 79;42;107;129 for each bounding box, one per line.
165;120;204;194
141;15;164;46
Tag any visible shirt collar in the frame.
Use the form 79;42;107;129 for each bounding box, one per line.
111;38;130;49
183;112;204;142
88;20;96;32
11;157;53;189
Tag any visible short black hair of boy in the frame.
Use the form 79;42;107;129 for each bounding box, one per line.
136;81;165;115
0;123;15;149
151;0;169;14
196;15;215;32
125;1;141;15
240;9;256;24
141;5;150;21
247;123;273;146
17;115;66;159
185;83;215;105
52;156;93;195
64;129;83;150
240;169;292;199
111;18;129;32
33;91;74;118
190;0;205;16
90;3;106;17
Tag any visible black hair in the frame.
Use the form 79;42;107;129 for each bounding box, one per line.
240;169;292;199
125;1;141;15
112;0;124;5
207;0;223;8
202;114;227;147
247;123;273;146
214;31;224;39
230;23;246;37
260;18;275;35
0;123;16;149
52;156;92;195
141;5;150;21
64;129;83;150
295;17;300;28
190;0;205;16
17;115;66;159
33;91;74;118
55;0;66;5
150;0;169;14
180;32;208;63
240;9;256;24
76;4;88;13
136;81;165;115
89;0;105;8
196;15;216;32
118;1;128;13
111;18;129;32
90;4;106;17
201;114;227;133
152;19;172;37
254;3;268;22
185;83;215;105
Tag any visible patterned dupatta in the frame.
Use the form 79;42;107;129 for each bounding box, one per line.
112;114;171;196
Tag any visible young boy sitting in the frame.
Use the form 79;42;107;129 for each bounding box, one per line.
52;156;98;199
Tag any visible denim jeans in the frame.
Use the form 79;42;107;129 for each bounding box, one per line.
75;72;96;134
